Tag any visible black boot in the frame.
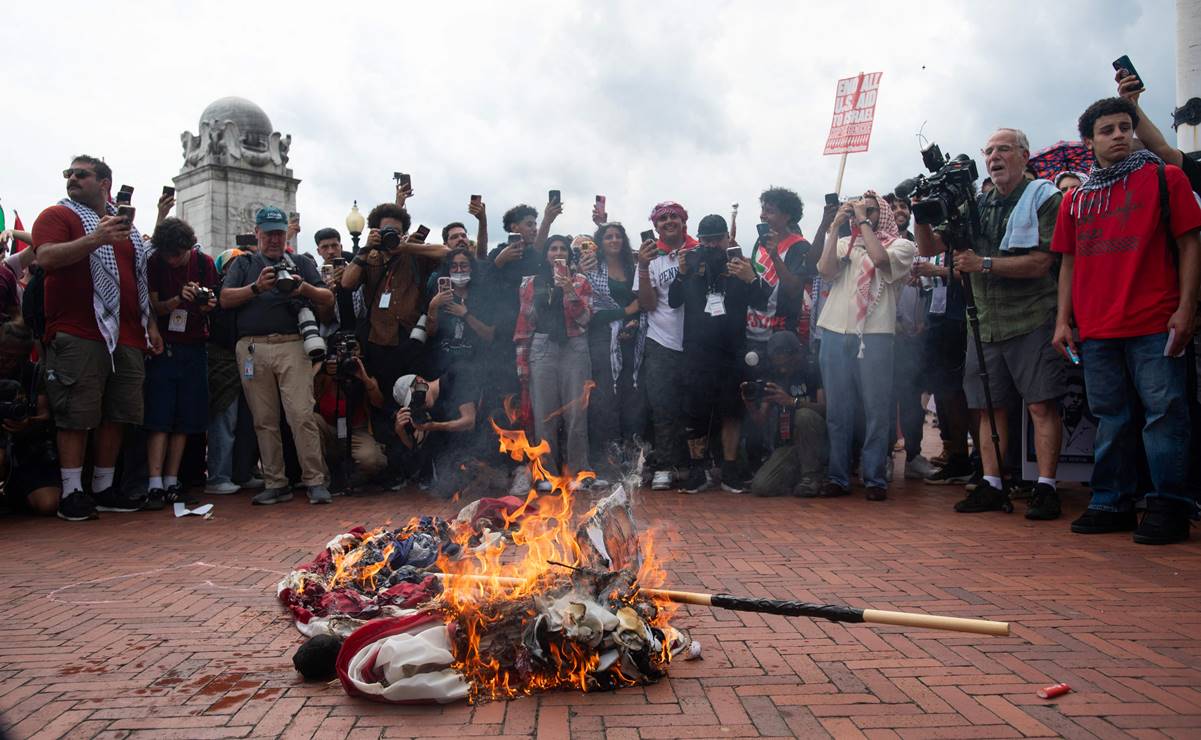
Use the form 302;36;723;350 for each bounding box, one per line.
1133;497;1194;545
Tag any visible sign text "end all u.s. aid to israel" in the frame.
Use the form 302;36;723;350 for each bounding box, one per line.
823;72;882;155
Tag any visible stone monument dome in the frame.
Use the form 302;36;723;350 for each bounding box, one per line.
175;96;299;256
199;96;274;150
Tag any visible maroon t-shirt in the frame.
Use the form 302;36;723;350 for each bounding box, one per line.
32;204;145;348
147;249;219;344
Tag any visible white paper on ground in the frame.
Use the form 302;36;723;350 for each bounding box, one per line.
173;502;214;518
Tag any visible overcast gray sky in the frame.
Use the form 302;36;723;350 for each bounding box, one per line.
3;0;1181;255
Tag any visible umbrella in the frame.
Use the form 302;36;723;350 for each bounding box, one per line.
1028;140;1093;181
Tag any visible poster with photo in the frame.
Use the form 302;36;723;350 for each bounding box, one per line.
1022;365;1096;482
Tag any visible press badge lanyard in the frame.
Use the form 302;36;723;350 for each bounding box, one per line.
168;250;200;334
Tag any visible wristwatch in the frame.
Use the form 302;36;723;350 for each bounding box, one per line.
858;219;872;228
250;283;261;295
982;256;993;273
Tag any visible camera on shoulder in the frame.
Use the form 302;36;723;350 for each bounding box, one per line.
895;143;979;227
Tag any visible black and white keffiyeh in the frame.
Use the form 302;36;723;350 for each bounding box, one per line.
585;260;646;392
1071;149;1161;218
59;198;152;355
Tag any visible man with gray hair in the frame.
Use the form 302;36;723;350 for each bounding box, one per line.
914;128;1068;520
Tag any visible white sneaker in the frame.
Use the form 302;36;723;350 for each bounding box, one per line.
238;477;265;490
651;470;673;490
904;455;937;480
509;467;532;496
204;481;240;495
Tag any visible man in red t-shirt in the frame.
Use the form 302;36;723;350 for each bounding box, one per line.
32;155;164;522
1051;97;1201;545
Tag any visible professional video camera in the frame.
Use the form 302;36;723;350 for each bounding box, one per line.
895;144;979;227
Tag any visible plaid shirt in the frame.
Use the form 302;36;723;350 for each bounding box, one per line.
513;272;592;384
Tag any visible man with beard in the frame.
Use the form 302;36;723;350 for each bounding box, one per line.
635;201;698;490
1052;96;1201;545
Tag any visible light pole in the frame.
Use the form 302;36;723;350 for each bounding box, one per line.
346;200;365;254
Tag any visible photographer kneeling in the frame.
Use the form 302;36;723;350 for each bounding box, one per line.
391;369;480;496
0;322;60;515
743;331;827;498
314;334;387;489
221;206;334;505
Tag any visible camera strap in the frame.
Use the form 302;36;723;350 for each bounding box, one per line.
1157;162;1179;268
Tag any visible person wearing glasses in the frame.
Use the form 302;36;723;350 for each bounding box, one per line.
31;155;164;521
913;129;1068;521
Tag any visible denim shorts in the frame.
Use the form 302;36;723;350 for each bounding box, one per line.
144;343;209;434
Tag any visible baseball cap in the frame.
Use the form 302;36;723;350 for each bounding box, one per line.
393;374;417;407
696;214;729;239
255;206;288;232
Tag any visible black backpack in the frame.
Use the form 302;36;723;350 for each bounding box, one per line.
21;264;46;341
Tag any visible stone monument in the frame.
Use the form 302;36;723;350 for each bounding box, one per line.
174;96;299;256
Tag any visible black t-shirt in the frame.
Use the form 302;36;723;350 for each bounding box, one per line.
668;247;770;354
2;360;54;460
222;252;325;337
486;242;542;337
747;235;812;334
433;285;493;372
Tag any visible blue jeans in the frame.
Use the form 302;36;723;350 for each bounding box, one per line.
819;332;895;488
206;398;236;486
1081;332;1193;511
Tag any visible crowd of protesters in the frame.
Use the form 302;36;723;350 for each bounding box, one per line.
1;71;1199;546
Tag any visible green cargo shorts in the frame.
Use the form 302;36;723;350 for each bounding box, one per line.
45;332;145;429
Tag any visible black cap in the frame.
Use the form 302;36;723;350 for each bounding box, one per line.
696;214;728;239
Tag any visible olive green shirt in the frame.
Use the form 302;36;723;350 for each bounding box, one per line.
968;180;1062;342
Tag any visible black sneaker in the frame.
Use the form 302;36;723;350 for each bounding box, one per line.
924;456;974;486
817;482;850;498
94;487;146;512
57;491;98;521
143;488;166;511
1133;498;1193;545
1025;483;1061;521
165;484;200;507
719;462;748;494
954;482;1012;513
865;486;887;502
681;466;709;494
962;468;984;492
1070;508;1138;534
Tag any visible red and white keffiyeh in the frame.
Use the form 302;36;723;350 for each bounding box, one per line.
847;193;900;358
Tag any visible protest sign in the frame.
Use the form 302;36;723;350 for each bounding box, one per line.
823;72;882;155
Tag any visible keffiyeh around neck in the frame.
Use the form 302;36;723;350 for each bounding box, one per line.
1071;149;1161;217
847;193;898;358
59;198;151;358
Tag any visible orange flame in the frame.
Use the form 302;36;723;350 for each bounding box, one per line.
437;420;676;701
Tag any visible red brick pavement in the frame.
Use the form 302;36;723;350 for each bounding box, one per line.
2;466;1200;739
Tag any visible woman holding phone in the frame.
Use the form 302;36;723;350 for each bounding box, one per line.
425;247;494;380
514;235;594;480
581;223;646;475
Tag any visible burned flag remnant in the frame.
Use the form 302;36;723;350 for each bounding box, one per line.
279;427;696;704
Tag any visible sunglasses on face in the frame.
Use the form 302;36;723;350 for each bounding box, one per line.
63;168;96;180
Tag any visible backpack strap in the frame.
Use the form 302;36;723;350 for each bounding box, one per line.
1158;162;1179;267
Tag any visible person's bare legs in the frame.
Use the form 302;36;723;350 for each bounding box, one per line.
164;432;188;479
56;429;88;469
147;431;168;480
720;416;741;462
1027;400;1062;479
93;421;124;468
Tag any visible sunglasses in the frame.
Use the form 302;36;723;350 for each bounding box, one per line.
62;168;96;180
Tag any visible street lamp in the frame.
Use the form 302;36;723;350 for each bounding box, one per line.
346;200;365;254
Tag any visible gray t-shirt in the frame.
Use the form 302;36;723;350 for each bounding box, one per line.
222;252;324;337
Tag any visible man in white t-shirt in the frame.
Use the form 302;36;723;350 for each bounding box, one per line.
814;191;916;501
634;201;699;490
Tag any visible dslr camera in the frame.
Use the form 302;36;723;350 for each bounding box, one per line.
193;287;214;305
741;379;769;402
376;226;403;253
330;332;361;380
895;143;979;227
272;263;299;293
0;379;32;421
